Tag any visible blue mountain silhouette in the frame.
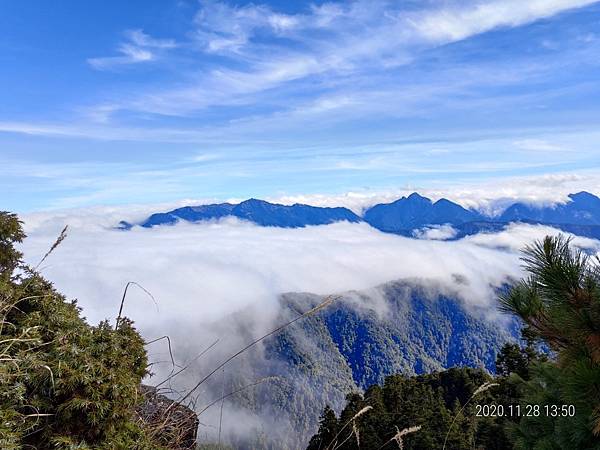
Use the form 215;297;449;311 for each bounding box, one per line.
126;191;600;239
499;191;600;225
363;192;482;232
139;199;361;228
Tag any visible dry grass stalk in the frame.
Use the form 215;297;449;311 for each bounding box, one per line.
32;225;68;272
377;425;421;450
442;381;499;450
145;335;178;377
327;405;372;450
154;339;220;390
353;421;360;447
115;281;158;329
197;377;273;416
171;295;339;412
392;425;421;450
472;381;499;396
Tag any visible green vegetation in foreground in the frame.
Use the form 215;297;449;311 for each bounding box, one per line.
0;212;164;449
500;236;600;449
306;365;522;449
307;235;600;449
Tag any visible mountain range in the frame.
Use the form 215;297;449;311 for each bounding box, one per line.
119;192;574;447
121;191;600;239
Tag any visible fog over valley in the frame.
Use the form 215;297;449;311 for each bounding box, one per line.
15;202;600;445
21;209;600;328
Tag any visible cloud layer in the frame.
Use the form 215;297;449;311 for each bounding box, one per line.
17;207;600;442
20;211;600;332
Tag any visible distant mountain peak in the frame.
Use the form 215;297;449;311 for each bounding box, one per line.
570;190;595;198
240;197;266;204
363;193;480;233
236;198;271;210
432;198;454;206
499;190;600;226
568;191;600;203
407;192;430;201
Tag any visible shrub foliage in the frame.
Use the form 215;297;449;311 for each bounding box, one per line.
0;212;161;449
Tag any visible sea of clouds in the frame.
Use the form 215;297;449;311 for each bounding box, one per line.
16;206;600;443
18;206;600;351
20;211;599;327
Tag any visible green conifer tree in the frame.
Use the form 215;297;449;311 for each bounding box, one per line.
307;405;339;450
500;235;600;449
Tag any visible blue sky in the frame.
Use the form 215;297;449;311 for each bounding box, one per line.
2;0;600;212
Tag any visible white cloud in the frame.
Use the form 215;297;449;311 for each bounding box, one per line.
17;207;600;443
126;29;177;49
11;169;595;222
83;0;600;117
267;171;600;215
409;0;598;42
88;29;177;70
464;222;600;252
513;138;566;152
193;0;300;53
19;210;600;331
413;224;458;241
4;151;599;214
190;152;221;163
6;0;600;142
432;172;600;216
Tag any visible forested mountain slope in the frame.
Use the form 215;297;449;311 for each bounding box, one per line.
213;281;516;449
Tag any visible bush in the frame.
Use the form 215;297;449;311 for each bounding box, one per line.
0;212;162;449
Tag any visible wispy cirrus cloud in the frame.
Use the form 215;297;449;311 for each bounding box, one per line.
87;29;177;70
409;0;599;42
3;139;600;214
513;138;567;152
193;0;301;53
2;120;600;213
5;0;600;131
78;0;599;118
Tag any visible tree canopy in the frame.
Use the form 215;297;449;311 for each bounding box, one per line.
307;235;600;449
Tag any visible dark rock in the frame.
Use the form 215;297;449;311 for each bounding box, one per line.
137;385;199;449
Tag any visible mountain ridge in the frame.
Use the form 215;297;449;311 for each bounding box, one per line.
218;280;517;449
131;198;362;229
121;191;600;239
